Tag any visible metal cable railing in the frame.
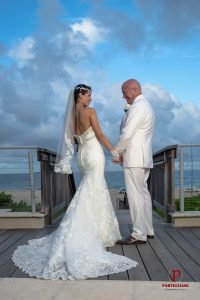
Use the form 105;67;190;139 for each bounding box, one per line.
0;146;76;224
0;146;40;213
176;145;200;213
150;144;200;221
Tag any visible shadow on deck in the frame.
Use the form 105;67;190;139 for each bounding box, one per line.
0;209;200;282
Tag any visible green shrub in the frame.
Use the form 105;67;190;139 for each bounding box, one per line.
12;200;32;212
0;192;13;207
53;207;66;221
0;191;40;212
175;196;200;211
155;207;164;218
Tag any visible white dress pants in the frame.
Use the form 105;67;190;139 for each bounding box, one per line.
124;167;154;241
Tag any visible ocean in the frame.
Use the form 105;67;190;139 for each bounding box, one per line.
73;172;125;189
0;171;125;190
0;170;200;191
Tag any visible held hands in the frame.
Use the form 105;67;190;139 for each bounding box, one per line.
110;149;123;164
110;149;120;162
112;155;123;165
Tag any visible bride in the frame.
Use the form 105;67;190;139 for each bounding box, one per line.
12;84;138;280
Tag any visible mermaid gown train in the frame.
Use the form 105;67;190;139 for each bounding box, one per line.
12;127;138;280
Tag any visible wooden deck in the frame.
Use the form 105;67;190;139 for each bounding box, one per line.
0;210;200;281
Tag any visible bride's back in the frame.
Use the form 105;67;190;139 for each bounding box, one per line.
75;107;92;135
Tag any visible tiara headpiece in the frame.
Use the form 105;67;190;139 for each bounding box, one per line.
74;86;91;92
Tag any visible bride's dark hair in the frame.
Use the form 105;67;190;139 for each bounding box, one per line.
74;84;92;103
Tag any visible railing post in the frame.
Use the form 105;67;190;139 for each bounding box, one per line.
179;147;184;212
163;151;168;222
38;151;49;218
28;151;36;213
170;149;176;212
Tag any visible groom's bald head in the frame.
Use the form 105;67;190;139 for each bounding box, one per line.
122;79;142;104
122;79;141;91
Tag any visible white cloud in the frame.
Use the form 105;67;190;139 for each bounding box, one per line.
70;18;108;48
0;4;114;153
142;83;200;150
8;36;35;67
1;0;200;173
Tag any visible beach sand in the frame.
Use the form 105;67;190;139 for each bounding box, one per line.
1;187;199;208
0;188;122;209
0;189;41;205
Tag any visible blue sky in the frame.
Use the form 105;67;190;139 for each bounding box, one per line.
1;0;200;103
0;0;200;171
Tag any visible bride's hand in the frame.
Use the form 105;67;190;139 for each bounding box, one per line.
110;149;120;162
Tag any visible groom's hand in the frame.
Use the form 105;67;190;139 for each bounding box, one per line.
112;158;120;164
110;149;120;162
112;155;123;164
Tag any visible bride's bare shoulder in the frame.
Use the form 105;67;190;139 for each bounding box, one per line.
84;107;96;116
79;107;94;114
87;107;96;113
79;108;96;120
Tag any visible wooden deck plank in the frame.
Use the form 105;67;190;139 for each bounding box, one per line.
148;233;193;281
108;245;129;280
11;264;30;278
0;227;54;269
155;227;200;281
0;230;7;237
165;227;200;266
0;258;19;277
119;223;150;281
0;230;40;277
0;231;26;256
116;210;132;225
176;227;200;250
95;275;108;280
190;228;200;240
0;230;19;244
119;223;131;239
123;245;150;281
0;230;40;272
10;227;56;278
128;222;169;281
136;241;169;281
0;209;200;282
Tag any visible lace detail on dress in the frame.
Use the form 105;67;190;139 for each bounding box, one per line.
12;127;138;280
54;138;74;174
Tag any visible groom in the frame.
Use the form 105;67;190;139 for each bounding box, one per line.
114;79;155;245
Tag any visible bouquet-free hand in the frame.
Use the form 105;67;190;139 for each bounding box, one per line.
112;154;123;164
110;149;120;162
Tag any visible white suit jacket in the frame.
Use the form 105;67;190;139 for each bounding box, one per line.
116;95;155;168
120;111;128;133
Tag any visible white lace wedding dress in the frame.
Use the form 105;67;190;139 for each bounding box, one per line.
12;127;138;280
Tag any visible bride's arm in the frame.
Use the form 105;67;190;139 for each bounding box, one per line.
89;109;119;159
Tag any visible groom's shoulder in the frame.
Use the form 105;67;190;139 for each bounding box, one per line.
136;95;152;108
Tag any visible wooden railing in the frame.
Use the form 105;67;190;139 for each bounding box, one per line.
37;148;76;225
0;146;76;224
149;145;177;222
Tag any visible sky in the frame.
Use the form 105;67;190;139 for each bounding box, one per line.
0;0;200;171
